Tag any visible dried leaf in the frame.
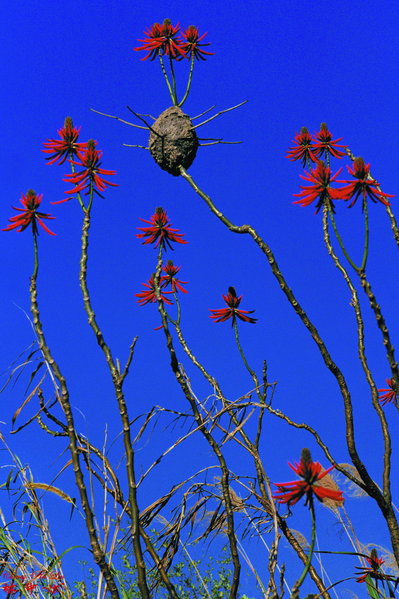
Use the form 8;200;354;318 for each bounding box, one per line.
24;483;74;504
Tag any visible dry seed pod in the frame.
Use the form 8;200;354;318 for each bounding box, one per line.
149;106;199;176
317;470;345;510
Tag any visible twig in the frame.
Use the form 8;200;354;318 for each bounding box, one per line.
192;105;216;119
193;100;248;128
126;106;162;137
135;113;155;120
120;337;138;382
199;140;242;146
122;144;148;149
90;108;148;130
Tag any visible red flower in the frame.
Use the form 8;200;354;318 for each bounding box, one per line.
355;549;398;584
63;140;118;200
1;583;18;594
161;261;188;293
378;378;398;406
209;287;257;325
42;585;61;596
135;274;173;306
287;127;317;167
273;449;344;508
181;26;213;61
42;117;87;165
293;161;343;213
312;123;347;160
336;157;394;207
134;19;186;61
2;190;56;236
136;207;187;250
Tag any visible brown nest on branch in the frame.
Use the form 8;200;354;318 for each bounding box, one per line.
91;100;247;175
149;106;199;176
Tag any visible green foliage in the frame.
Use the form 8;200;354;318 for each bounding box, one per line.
72;547;255;598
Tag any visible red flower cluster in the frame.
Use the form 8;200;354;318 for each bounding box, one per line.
2;190;55;236
288;124;347;167
336;157;394;208
289;125;393;212
355;549;398;585
209;287;257;325
293;161;343;213
63;140;118;199
43;121;117;205
161;261;188;293
136;207;187;251
136;212;188;310
181;25;214;61
0;582;64;595
135;20;212;61
378;378;398;406
313;123;347;160
42;116;88;165
287;127;318;168
273;449;344;508
135;274;173;306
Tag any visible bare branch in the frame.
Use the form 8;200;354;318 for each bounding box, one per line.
120;337;138;382
191;105;216;120
199;140;243;146
193;100;248;128
126;106;163;137
122;144;148;149
90;107;148;130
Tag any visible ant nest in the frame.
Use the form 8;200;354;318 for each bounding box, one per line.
149;106;199;176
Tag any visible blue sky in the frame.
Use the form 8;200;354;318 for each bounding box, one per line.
2;1;399;596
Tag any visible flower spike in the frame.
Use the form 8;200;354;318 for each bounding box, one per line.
135;274;173;306
161;261;188;293
209;286;257;325
312;123;347;160
136;207;187;251
336;157;394;207
63;140;118;200
293;161;343;213
287;127;317;167
134;19;186;61
42;117;88;165
3;190;55;236
273;448;344;508
355;548;398;585
181;26;213;61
